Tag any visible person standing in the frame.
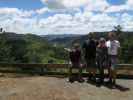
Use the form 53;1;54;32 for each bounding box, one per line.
106;32;120;86
96;37;108;85
82;32;97;82
68;43;83;82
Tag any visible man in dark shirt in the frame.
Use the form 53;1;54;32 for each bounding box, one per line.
82;33;97;82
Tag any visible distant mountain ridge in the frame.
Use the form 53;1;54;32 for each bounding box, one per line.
43;32;133;47
41;34;83;41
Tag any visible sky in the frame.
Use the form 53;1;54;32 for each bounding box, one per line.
0;0;133;35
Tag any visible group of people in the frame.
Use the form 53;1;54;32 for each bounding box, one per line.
68;32;120;87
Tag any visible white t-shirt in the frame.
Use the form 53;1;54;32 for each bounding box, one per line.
106;40;120;55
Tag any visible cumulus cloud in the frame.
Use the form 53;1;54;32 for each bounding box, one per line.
105;5;130;13
127;0;133;6
1;6;133;35
40;0;110;13
0;8;35;17
36;7;50;14
41;0;88;9
84;0;109;12
1;0;133;35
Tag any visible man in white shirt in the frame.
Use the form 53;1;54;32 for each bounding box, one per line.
106;32;120;86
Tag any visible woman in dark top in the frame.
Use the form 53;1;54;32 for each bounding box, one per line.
69;43;83;82
96;37;108;84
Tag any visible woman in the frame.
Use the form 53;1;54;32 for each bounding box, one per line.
96;37;108;84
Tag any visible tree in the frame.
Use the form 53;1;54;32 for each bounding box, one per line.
0;36;14;63
0;28;3;32
114;25;122;37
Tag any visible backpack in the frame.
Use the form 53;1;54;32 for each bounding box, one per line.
83;39;96;58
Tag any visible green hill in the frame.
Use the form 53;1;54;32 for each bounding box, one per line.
0;32;68;63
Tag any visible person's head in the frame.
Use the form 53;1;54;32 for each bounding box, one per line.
73;43;80;50
108;32;116;41
99;37;106;45
88;32;95;39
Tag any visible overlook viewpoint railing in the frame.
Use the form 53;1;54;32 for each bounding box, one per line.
0;63;133;78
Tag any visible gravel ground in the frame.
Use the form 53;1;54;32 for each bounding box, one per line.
0;76;132;100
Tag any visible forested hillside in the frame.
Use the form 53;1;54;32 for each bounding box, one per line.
0;30;133;64
0;32;68;63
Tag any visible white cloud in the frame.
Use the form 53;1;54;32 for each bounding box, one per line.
1;0;133;35
121;13;133;31
1;7;133;35
41;0;109;12
84;0;109;12
0;8;35;17
36;7;50;14
127;0;133;6
41;0;88;9
105;5;130;13
0;8;34;17
40;0;133;13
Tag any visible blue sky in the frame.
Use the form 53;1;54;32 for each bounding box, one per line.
0;0;133;35
0;0;44;10
0;0;126;9
107;0;126;5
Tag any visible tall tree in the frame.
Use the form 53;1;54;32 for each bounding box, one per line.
114;25;122;37
0;36;14;63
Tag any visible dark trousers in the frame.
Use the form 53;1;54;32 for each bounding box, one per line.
97;61;104;82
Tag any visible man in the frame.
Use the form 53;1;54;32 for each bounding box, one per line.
106;32;120;86
82;33;97;82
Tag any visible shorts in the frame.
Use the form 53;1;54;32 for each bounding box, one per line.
71;62;82;68
85;58;96;68
96;59;109;69
109;55;118;70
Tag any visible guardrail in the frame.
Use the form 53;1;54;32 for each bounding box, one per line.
0;63;132;68
0;63;133;78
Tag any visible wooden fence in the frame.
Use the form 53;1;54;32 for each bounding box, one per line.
0;63;133;78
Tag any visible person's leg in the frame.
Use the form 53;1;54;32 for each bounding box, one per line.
78;67;84;82
96;62;104;86
97;60;102;83
111;57;117;85
79;67;82;78
90;59;97;82
108;56;113;84
69;66;73;82
86;60;92;80
99;66;104;83
108;67;116;88
108;68;113;84
112;69;116;85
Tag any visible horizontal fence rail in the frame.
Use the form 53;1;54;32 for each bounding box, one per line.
0;63;133;78
0;63;133;68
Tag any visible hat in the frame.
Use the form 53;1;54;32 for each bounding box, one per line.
73;43;80;49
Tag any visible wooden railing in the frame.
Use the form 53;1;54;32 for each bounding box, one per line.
0;63;132;68
0;63;133;78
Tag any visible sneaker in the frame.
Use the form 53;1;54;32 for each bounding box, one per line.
68;77;74;83
78;78;84;83
112;80;116;85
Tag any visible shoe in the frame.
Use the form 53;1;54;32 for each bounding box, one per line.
112;80;116;85
78;78;84;83
69;77;74;83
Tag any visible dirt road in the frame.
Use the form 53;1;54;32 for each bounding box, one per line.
0;76;132;100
